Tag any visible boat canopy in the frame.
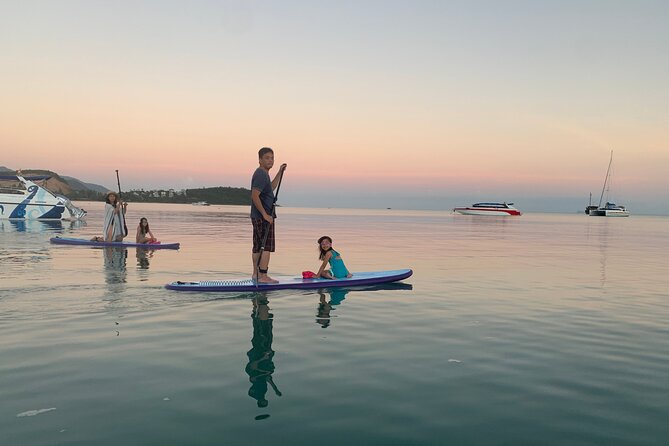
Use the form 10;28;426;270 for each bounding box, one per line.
604;202;626;210
0;175;52;181
472;202;513;208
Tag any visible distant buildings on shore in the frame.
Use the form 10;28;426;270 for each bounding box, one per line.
122;186;250;205
127;188;183;199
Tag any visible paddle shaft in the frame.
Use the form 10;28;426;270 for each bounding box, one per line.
267;376;282;396
255;166;286;284
115;170;129;237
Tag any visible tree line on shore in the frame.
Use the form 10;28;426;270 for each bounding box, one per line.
70;186;252;205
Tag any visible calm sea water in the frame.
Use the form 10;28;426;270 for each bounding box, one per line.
1;202;668;446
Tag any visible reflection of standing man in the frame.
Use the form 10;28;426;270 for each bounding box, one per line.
246;295;282;407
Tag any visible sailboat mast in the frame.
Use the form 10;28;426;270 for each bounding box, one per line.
597;150;613;207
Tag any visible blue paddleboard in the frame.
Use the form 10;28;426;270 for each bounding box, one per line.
165;269;413;292
50;236;180;250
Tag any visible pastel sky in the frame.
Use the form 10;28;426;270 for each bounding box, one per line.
1;1;668;213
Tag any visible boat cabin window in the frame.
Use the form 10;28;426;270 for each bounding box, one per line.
0;178;27;194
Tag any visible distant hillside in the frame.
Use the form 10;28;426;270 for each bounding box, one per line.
8;169;75;194
0;167;109;199
61;176;109;194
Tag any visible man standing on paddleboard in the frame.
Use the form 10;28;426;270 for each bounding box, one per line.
251;147;287;284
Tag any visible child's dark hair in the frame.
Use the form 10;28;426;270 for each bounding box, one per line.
139;217;150;235
318;235;332;260
258;147;273;159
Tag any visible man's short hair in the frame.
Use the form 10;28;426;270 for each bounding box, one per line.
258;147;274;158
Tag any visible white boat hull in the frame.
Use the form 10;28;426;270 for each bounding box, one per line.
589;209;630;217
454;209;519;216
0;176;86;220
0;199;66;219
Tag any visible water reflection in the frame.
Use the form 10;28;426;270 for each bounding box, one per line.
246;294;282;414
597;221;609;287
103;247;127;293
316;289;349;328
66;219;87;231
455;214;516;240
0;246;51;268
0;219;60;233
136;248;153;270
313;283;412;327
0;218;87;233
0;221;57;268
241;283;412;413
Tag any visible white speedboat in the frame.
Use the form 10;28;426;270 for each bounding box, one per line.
0;175;87;220
453;202;522;216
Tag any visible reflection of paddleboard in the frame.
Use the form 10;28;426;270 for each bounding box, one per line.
50;236;180;250
165;269;413;292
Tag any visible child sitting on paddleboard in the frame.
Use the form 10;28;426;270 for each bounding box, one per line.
136;217;159;244
315;236;352;279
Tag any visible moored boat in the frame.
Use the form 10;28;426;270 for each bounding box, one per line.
0;175;87;220
588;151;630;217
453;202;522;216
588;202;629;217
584;192;599;214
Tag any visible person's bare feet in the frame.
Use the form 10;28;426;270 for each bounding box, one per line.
258;275;279;284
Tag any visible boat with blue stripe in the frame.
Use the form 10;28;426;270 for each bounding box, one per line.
0;175;86;220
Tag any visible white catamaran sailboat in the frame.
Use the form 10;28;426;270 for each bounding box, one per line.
0;175;87;220
587;151;629;217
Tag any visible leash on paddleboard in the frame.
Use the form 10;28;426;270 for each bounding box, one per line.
115;170;129;237
255;164;287;286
